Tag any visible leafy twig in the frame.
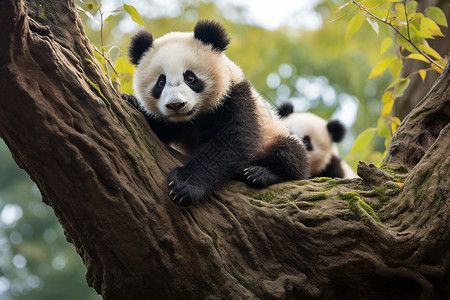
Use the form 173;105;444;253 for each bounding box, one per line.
352;0;444;71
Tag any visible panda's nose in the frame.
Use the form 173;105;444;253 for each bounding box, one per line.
166;102;186;112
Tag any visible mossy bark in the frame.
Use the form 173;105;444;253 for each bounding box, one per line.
0;1;449;299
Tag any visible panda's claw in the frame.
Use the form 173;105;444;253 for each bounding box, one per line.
177;197;185;206
168;181;174;188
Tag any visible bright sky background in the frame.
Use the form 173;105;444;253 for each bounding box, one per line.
100;0;323;32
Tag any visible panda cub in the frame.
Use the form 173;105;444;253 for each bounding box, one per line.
121;20;310;207
278;103;356;179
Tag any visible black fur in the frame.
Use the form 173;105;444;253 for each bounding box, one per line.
129;30;153;65
122;80;309;207
194;20;230;52
302;135;313;151
184;70;204;93
327;120;346;142
152;74;166;99
241;136;310;188
278;102;294;118
314;155;345;178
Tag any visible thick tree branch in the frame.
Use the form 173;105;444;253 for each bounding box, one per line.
0;1;449;299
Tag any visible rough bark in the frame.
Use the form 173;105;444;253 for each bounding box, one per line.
0;1;448;299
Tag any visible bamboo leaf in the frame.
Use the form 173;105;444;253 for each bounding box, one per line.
351;128;377;153
425;6;448;27
367;56;397;80
123;4;144;26
345;13;363;41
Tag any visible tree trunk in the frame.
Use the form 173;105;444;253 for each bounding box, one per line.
0;1;448;299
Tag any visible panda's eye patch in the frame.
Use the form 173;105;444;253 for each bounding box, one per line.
184;70;204;93
152;74;166;99
157;74;166;87
302;136;313;151
184;71;196;84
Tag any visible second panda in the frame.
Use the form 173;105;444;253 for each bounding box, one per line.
278;102;357;179
121;20;310;207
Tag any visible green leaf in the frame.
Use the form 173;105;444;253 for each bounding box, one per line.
351;128;377;153
366;16;379;36
105;14;114;22
381;92;395;117
123;4;144;26
345;13;363;41
420;44;443;60
406;1;418;14
425;6;448;27
420;17;444;38
392;78;411;98
367;56;397;80
394;3;406;22
408;53;429;63
380;37;393;55
362;0;384;9
390;58;403;79
418;69;427;81
377;117;390;138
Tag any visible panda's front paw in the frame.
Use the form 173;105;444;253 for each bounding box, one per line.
242;165;281;188
167;167;207;207
120;93;140;108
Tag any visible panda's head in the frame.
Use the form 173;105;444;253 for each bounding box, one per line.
129;20;243;122
278;103;346;174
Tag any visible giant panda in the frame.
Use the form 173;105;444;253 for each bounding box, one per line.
278;102;357;179
121;20;310;207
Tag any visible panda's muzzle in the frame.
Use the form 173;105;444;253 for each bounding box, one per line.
166;101;187;112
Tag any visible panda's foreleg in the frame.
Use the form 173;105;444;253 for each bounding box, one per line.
243;135;310;188
167;127;258;207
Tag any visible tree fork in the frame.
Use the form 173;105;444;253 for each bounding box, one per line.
0;1;448;299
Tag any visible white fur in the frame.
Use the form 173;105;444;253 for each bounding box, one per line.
281;112;357;178
133;32;244;122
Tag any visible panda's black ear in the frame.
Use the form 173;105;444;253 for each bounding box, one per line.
278;102;294;118
194;20;230;52
129;30;153;65
327;120;346;142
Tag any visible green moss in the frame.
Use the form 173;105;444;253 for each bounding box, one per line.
29;0;53;24
83;75;111;106
247;190;279;203
359;199;381;223
338;192;360;201
290;191;303;199
353;185;364;190
305;193;327;201
311;177;332;182
83;58;93;65
338;192;381;223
